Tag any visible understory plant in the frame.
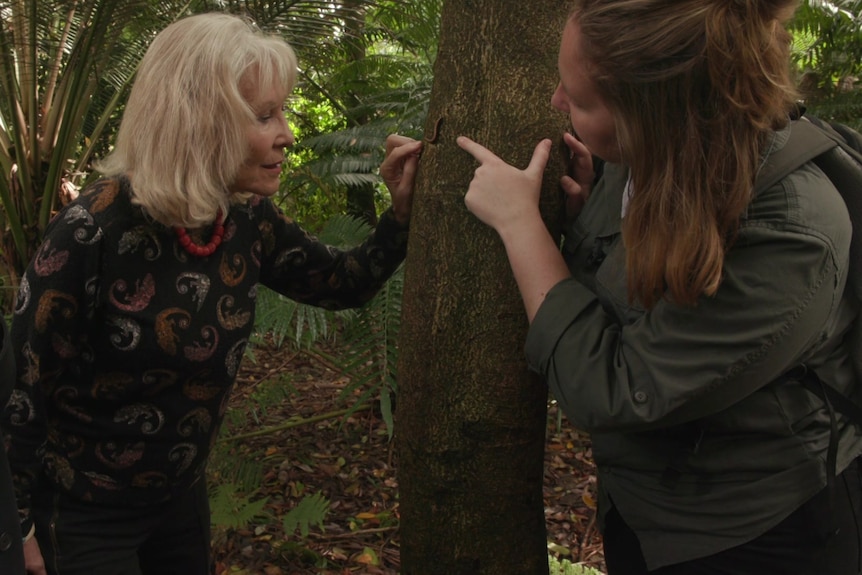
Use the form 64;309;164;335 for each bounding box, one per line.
548;555;606;575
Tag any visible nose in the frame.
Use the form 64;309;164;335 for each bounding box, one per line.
277;114;295;149
550;83;567;113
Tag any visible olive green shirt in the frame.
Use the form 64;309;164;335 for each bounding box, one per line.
526;128;862;569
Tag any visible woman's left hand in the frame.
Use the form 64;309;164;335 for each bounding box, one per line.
380;135;423;226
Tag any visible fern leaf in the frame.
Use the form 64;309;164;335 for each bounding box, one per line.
283;491;330;538
209;483;270;531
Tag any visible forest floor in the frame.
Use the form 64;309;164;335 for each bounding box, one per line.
209;340;606;575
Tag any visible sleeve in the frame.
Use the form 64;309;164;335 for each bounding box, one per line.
1;204;102;534
525;172;850;433
258;200;409;310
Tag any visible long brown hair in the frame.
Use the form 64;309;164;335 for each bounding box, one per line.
570;0;800;308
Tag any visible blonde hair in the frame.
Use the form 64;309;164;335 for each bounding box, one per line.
570;0;800;307
96;12;297;227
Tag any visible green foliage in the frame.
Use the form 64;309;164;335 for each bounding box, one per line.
548;555;606;575
209;482;270;530
803;90;862;131
208;441;265;493
227;374;298;427
0;0;199;301
330;266;403;437
252;285;353;350
790;0;862;86
276;0;438;227
282;491;331;538
788;3;862;133
790;0;862;132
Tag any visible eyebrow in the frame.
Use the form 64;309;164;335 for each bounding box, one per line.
256;100;282;108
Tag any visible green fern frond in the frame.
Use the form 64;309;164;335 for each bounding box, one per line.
790;0;862;83
207;432;267;499
253;285;354;350
333;266;403;437
548;555;606;575
328;54;424;91
329;172;381;188
317;214;374;247
300;126;392;154
209;482;270;531
283;491;330;538
249;374;297;419
369;0;442;61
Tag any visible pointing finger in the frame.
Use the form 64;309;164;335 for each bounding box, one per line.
456;136;501;165
525;139;552;178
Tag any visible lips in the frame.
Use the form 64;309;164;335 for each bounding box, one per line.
262;161;282;169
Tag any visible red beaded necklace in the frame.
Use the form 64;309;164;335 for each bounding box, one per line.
173;210;225;257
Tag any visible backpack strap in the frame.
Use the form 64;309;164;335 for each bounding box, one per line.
806;126;862;305
761;118;862;481
754;119;840;196
790;366;862;426
756;117;862;304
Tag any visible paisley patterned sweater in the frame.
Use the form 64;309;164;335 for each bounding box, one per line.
2;176;408;531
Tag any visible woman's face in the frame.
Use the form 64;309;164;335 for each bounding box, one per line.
230;79;295;197
551;19;621;163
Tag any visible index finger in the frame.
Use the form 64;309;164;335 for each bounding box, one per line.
385;133;418;154
456;135;501;165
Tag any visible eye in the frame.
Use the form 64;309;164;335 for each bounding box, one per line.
257;107;282;123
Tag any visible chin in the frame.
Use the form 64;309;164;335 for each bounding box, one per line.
235;187;278;197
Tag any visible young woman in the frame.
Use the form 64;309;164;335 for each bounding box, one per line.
2;13;421;575
458;1;862;573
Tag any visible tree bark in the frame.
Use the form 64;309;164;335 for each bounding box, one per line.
396;2;571;574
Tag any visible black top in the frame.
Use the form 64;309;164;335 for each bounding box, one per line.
2;176;408;534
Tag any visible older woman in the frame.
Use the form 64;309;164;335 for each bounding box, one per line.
2;13;421;575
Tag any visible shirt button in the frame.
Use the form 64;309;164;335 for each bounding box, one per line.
0;531;11;551
633;390;649;404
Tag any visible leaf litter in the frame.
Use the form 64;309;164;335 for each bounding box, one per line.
210;341;606;575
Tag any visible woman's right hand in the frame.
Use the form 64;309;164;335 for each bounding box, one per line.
24;537;47;575
456;136;551;237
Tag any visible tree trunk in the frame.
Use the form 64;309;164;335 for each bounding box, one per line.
396;2;571;574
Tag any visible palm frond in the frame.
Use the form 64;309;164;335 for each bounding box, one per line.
0;0;200;288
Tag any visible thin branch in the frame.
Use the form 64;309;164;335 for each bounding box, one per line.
218;404;372;442
307;525;398;540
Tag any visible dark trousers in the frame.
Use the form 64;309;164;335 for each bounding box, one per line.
31;478;212;575
604;459;862;575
